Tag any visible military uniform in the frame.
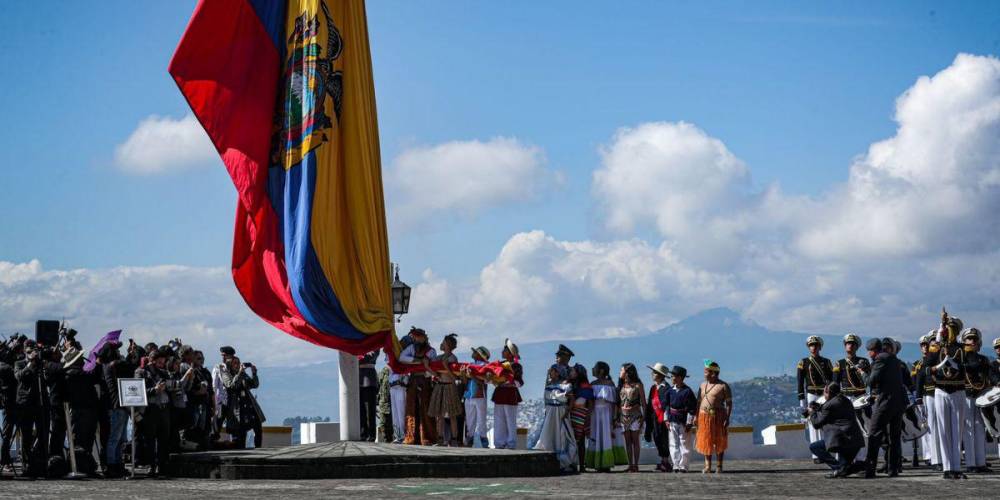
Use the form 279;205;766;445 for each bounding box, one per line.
913;356;939;466
931;319;967;477
798;344;833;454
376;366;392;443
961;329;990;471
833;354;870;460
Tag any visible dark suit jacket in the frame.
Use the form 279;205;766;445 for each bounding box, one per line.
809;393;864;452
866;352;908;416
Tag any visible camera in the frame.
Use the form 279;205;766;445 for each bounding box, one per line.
243;362;252;368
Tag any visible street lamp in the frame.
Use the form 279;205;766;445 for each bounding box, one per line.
391;263;411;322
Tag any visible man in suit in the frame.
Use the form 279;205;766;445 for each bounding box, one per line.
806;382;866;478
863;337;909;478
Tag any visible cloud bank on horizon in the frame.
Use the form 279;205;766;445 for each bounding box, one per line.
4;53;998;366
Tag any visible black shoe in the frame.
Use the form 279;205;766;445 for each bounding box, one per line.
887;470;899;478
943;471;953;479
864;471;876;479
813;458;824;465
825;472;840;479
934;464;943;471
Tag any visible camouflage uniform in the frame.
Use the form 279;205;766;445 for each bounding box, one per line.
377;366;393;443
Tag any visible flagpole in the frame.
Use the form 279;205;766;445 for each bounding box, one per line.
339;351;361;441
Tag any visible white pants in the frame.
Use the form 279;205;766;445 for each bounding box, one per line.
922;395;939;465
390;385;406;442
668;422;691;471
465;398;487;443
963;396;986;468
933;390;966;472
806;393;822;458
494;404;518;449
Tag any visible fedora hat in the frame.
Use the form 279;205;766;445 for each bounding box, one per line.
646;362;670;378
668;365;688;378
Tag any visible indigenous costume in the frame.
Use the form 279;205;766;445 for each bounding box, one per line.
463;347;490;448
961;328;990;471
586;379;618;470
931;313;967;477
491;339;523;449
644;363;672;471
665;366;698;472
570;380;593;440
797;336;833;455
427;352;463;421
400;337;437;445
696;362;732;457
833;333;871;461
533;380;578;472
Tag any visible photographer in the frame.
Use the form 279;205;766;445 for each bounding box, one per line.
14;340;46;477
805;382;865;478
166;347;195;452
220;356;265;449
0;336;23;472
42;345;68;463
141;347;174;478
184;350;213;451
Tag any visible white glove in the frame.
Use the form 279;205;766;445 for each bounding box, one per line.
799;398;807;409
934;357;950;372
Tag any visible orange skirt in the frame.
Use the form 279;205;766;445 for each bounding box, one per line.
695;409;728;455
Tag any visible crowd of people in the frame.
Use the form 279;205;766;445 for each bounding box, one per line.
370;328;734;475
0;329;264;479
799;310;1000;480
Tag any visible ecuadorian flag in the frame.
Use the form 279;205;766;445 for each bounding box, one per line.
169;0;399;358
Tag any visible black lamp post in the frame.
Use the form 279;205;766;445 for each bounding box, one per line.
391;263;411;322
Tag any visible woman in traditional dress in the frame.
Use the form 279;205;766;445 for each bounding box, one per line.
696;360;733;474
569;364;594;472
618;363;646;472
587;361;618;472
426;333;463;446
533;366;578;472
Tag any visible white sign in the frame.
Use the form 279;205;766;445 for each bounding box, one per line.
118;378;148;407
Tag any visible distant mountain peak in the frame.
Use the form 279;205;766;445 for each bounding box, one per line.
659;307;761;334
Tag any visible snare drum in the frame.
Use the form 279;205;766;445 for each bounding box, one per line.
975;386;1000;439
901;404;929;441
851;395;873;436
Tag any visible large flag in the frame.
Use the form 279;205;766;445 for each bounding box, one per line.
169;0;397;357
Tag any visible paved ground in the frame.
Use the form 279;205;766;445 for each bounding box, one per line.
2;460;999;499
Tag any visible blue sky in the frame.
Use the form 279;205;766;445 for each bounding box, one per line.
1;1;999;365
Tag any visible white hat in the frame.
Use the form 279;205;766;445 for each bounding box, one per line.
807;335;824;348
646;362;670;378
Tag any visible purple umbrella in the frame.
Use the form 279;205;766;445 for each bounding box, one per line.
84;330;122;373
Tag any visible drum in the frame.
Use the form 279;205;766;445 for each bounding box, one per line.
901;404;929;441
851;395;873;436
975;386;1000;438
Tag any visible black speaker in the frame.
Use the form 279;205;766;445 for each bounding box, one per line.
35;320;60;346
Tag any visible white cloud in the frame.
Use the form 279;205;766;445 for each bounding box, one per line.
387;137;550;226
402;54;1000;346
797;53;1000;260
114;114;218;174
0;260;336;367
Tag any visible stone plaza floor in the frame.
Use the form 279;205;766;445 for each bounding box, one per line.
2;459;999;499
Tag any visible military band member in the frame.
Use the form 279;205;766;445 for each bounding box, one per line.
913;333;939;469
798;335;833;461
833;333;871;460
960;328;991;473
930;311;967;479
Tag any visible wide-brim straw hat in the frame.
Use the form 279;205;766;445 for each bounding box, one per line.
472;346;491;360
504;338;519;358
646;362;670;377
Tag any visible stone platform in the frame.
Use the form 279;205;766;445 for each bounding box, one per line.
166;442;560;480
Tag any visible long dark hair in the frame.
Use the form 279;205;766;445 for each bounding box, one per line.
573;363;589;385
619;362;640;388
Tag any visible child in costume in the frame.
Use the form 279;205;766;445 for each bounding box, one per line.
462;346;491;448
644;363;673;472
426;333;463;446
665;365;698;472
569;364;594;472
491;339;523;449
